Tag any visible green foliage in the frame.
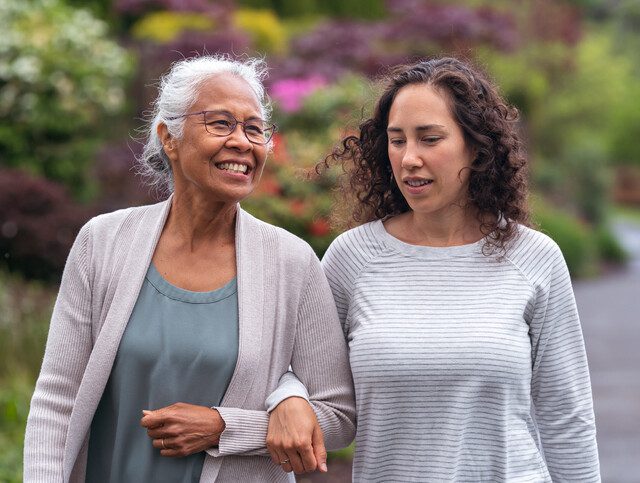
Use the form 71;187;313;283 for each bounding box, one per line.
239;0;385;18
328;442;355;460
480;27;640;225
276;74;374;133
0;272;54;381
0;0;134;198
131;11;215;43
532;198;598;277
0;376;35;483
594;224;628;264
233;9;287;54
0;271;55;480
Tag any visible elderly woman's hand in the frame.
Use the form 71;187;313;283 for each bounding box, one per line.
266;396;327;474
140;402;225;457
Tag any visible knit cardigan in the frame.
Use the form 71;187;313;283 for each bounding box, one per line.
23;198;356;482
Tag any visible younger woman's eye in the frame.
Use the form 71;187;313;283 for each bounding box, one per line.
423;136;441;143
389;139;406;146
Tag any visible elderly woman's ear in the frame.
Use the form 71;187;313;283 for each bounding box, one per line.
157;122;177;161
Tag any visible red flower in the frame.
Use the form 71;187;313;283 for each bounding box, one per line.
309;218;331;237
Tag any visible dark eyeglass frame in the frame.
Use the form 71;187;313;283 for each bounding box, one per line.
166;110;277;145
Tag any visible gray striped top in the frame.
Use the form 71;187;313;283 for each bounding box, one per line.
319;220;599;482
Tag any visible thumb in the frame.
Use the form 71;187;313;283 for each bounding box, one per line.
312;424;327;473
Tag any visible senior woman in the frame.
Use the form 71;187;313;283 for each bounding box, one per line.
23;55;355;482
268;57;600;482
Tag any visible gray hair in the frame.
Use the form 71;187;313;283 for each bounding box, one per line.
137;55;271;193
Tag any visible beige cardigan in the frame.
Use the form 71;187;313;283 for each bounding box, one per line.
23;199;355;482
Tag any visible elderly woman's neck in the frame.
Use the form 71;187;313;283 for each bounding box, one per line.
165;191;237;247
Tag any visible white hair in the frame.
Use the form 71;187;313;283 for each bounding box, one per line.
137;54;271;193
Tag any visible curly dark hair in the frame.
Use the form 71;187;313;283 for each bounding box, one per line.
324;56;530;254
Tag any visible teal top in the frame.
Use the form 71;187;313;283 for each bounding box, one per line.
87;264;239;483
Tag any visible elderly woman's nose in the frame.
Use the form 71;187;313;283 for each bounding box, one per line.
225;123;254;149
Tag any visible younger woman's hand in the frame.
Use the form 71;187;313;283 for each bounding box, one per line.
140;402;225;457
266;396;327;474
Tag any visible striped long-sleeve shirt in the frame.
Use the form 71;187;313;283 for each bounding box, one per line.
317;220;599;482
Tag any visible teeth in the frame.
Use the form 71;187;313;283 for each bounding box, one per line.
406;179;431;187
218;162;248;174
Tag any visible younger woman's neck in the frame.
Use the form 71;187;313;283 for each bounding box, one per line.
385;207;484;247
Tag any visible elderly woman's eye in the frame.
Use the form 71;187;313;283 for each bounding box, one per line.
208;119;233;128
245;124;265;134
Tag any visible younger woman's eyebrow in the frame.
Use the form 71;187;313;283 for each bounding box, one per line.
387;124;446;132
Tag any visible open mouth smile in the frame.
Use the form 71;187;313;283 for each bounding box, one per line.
215;162;251;175
405;179;433;187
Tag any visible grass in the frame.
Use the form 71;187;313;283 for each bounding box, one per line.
0;271;56;481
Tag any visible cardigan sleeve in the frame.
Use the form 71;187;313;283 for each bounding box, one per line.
529;246;600;481
289;252;356;449
23;221;94;482
264;235;355;427
209;250;356;457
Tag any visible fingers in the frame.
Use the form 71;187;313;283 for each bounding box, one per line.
140;409;164;428
297;439;317;473
287;450;307;474
147;426;173;439
152;437;181;457
276;450;293;473
312;425;328;473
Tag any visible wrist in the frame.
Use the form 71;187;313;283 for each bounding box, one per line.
208;407;225;446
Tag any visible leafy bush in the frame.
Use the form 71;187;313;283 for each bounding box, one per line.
0;271;56;482
239;0;385;19
0;0;134;197
268;1;517;84
243;132;338;257
131;11;215;43
0;169;92;282
115;0;217;15
233;8;288;54
594;224;628;265
532;198;598;277
0;376;36;483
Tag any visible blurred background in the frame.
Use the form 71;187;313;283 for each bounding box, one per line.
1;0;639;481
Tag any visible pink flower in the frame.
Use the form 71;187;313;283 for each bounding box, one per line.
271;76;326;113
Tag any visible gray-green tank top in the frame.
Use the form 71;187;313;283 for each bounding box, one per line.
86;264;239;483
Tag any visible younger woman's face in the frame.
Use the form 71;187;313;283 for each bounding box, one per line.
386;83;475;219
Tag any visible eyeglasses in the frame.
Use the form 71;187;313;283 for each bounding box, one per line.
166;110;276;145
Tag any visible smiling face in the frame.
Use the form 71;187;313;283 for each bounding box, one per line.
161;73;269;205
387;83;475;220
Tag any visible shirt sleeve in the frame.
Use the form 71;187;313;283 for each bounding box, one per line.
23;221;94;482
530;246;600;482
210;250;355;457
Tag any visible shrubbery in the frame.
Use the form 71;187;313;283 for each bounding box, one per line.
0;169;91;282
0;0;133;198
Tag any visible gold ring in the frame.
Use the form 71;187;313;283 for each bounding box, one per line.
162;438;166;449
280;459;290;465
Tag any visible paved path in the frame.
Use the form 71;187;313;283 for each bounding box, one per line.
575;220;640;483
